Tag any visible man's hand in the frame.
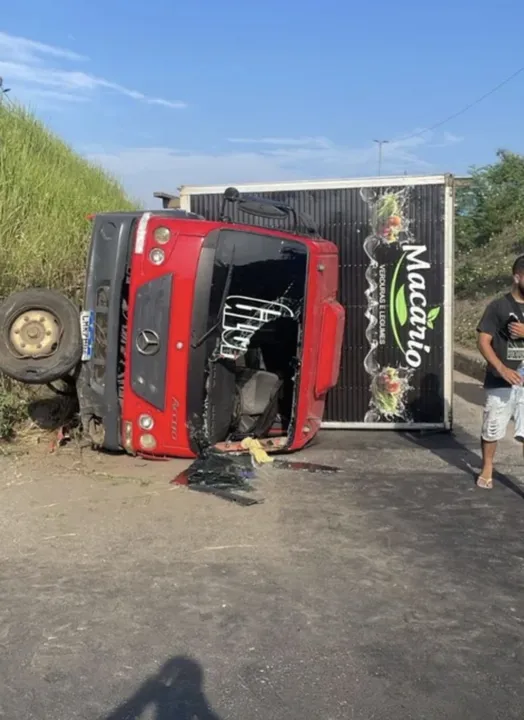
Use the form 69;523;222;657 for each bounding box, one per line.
509;321;524;339
499;365;523;386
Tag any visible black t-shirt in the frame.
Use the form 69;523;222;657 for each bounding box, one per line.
477;294;524;388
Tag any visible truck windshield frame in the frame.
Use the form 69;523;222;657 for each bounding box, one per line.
186;228;308;451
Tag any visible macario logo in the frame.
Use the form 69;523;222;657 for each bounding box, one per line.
389;244;441;368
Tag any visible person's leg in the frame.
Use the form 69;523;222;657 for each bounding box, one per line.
512;385;524;447
478;388;512;488
479;441;497;488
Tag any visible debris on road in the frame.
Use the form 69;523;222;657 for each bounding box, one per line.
171;448;260;505
272;460;342;474
171;436;343;505
240;437;274;464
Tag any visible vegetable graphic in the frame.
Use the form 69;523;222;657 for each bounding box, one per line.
370;367;409;417
427;306;441;330
388;215;402;227
376;193;406;243
377;194;400;219
361;186;414;423
394;284;408;327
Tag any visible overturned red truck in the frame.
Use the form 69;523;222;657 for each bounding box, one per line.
0;188;345;457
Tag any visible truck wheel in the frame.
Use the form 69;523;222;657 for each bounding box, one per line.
0;289;83;385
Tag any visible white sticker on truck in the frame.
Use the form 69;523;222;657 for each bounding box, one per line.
80;310;95;361
219;295;295;360
134;211;151;254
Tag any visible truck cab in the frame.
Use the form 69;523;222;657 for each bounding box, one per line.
0;189;345;458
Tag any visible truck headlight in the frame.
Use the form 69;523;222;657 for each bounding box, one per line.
139;433;157;450
138;414;154;430
153;227;171;244
149;248;165;265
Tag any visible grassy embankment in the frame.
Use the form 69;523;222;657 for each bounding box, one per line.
0;102;137;438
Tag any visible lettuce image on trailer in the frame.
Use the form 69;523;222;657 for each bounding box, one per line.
370;367;409;418
376;192;406;243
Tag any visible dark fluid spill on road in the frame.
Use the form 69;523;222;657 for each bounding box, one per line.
272;460;342;474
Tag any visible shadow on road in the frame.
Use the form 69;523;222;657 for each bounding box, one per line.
453;381;484;407
406;373;524;501
404;427;524;499
103;656;222;720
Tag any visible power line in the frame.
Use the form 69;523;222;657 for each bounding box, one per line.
394;64;524;144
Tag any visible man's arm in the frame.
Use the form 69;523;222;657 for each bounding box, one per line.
477;332;503;371
477;302;522;385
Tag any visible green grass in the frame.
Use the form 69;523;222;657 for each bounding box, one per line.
0;102;137;438
0;102;137;300
455;221;524;349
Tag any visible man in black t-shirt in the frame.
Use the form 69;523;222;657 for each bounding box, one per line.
476;255;524;488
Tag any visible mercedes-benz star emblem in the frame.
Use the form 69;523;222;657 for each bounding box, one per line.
136;329;160;356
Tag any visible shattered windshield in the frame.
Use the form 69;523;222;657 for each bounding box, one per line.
205;229;307;360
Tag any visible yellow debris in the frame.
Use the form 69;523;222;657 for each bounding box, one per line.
240;437;274;464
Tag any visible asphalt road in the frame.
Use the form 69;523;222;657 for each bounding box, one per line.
1;371;523;719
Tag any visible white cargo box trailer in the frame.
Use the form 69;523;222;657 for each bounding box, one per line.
179;175;455;430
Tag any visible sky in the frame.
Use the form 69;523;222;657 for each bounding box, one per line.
1;0;523;205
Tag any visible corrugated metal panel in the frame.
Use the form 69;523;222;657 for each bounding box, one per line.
179;174;450;194
189;183;447;426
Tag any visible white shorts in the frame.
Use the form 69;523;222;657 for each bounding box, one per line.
482;386;524;442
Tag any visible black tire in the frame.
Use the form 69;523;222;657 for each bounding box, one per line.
0;289;83;385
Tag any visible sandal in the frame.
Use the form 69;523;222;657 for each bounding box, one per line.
476;476;493;490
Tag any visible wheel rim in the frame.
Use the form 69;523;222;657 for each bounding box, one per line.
9;309;61;358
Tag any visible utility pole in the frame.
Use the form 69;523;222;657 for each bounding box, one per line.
373;139;389;176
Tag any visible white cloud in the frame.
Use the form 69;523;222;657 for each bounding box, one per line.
13;87;90;110
0;30;86;63
30;89;89;102
432;131;463;148
0;32;186;109
88;147;302;203
87;134;438;205
228;136;333;148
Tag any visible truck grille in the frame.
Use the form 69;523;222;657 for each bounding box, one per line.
92;284;110;387
117;267;130;402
